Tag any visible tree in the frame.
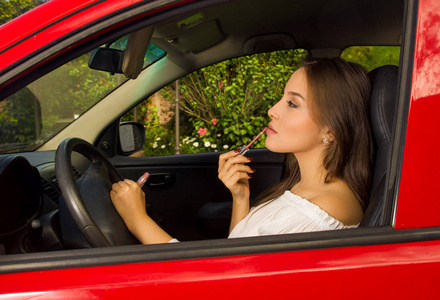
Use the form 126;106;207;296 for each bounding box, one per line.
0;87;41;145
0;0;45;25
341;46;400;72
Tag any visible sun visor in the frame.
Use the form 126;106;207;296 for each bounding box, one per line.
122;27;154;79
165;20;225;53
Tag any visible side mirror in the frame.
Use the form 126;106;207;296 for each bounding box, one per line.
119;122;145;155
88;48;123;74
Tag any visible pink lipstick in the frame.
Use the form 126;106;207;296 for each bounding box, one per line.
136;172;150;187
238;127;268;155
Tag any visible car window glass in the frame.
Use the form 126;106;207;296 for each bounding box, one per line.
341;46;400;72
0;42;166;154
0;53;124;154
122;49;308;157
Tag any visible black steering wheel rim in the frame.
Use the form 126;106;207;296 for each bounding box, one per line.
55;137;124;247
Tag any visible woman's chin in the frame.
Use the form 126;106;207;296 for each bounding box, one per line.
265;142;284;153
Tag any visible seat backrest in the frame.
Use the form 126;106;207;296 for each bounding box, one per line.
360;65;399;227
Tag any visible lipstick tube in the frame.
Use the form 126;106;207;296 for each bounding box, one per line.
136;172;150;187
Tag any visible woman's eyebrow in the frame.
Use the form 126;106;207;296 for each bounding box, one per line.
287;91;306;101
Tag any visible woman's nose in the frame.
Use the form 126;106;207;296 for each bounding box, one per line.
268;105;279;120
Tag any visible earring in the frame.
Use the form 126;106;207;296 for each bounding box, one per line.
323;138;329;144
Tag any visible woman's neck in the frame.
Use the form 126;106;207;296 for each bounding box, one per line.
292;148;329;192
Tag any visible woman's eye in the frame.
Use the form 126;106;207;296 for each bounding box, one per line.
287;100;298;108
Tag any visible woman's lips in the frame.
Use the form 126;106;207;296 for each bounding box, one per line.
267;124;277;134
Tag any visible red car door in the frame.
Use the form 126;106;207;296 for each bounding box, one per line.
1;0;440;299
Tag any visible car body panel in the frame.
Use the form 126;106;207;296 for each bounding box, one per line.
395;0;440;229
1;238;440;299
1;0;440;298
0;0;145;69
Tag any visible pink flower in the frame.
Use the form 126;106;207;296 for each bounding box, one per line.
211;118;218;126
218;80;228;89
198;128;207;136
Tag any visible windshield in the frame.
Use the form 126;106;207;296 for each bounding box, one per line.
0;42;165;154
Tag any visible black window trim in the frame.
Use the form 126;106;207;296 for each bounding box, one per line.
388;0;418;227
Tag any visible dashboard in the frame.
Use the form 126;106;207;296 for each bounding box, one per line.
0;151;88;254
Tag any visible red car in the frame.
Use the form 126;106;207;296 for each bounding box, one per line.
1;0;440;298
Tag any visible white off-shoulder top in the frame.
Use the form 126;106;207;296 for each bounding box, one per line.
228;190;358;238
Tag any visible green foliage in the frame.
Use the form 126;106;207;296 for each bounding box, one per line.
122;103;176;156
167;49;308;154
0;0;44;25
131;46;401;156
341;46;400;72
122;49;309;156
27;53;121;135
0;88;41;145
0;52;123;152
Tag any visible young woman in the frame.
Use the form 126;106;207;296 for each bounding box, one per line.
110;57;373;244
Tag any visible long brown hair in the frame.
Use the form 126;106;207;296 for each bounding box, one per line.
254;57;373;209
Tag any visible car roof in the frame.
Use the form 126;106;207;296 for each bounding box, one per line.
151;0;403;72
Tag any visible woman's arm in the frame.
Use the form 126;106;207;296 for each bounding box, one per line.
218;150;255;233
110;179;173;244
229;194;250;234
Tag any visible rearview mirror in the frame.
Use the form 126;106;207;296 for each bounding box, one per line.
88;48;123;74
119;122;145;155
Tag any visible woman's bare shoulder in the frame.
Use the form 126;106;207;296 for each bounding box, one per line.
309;181;364;226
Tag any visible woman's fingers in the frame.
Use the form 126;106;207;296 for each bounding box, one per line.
218;149;240;173
219;153;252;174
218;150;256;198
218;150;255;181
111;180;145;208
111;179;141;193
111;179;130;192
218;159;255;195
219;162;254;180
219;158;254;182
222;170;252;188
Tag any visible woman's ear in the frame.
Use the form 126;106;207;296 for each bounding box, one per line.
322;128;335;142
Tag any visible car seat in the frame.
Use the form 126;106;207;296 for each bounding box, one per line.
360;65;399;227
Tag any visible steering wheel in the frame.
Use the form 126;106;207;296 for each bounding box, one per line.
55;137;139;247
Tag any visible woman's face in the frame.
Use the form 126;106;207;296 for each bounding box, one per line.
266;67;328;155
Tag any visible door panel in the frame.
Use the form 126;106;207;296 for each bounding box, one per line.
2;237;440;299
111;149;286;240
